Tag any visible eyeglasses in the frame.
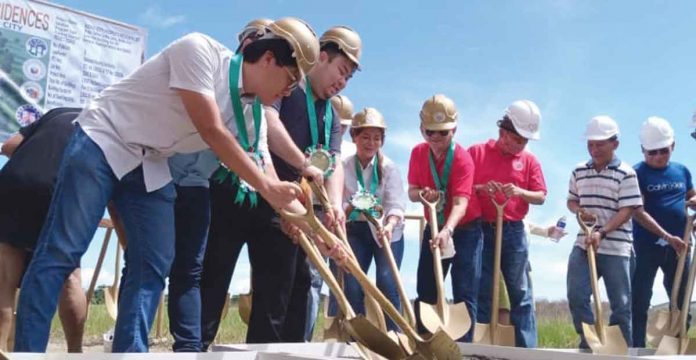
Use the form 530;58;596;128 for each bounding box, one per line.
646;147;670;156
282;66;299;91
425;129;451;137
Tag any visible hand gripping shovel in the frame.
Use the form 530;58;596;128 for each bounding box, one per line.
105;241;122;320
418;191;471;340
307;180;388;332
473;192;515;346
655;209;696;355
285;180;462;359
647;205;696;346
278;196;407;359
576;212;628;355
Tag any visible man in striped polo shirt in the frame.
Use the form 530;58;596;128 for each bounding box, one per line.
566;115;642;348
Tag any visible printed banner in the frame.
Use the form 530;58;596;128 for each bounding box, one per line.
0;0;146;141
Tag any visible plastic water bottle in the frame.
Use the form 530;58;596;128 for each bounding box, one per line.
550;216;567;242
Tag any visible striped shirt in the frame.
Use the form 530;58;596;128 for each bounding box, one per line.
568;157;643;257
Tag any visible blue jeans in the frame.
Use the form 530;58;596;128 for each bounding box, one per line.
478;221;536;347
416;221;482;342
327;222;405;332
632;240;690;347
567;246;632;348
304;260;323;341
14;126;176;352
168;185;211;352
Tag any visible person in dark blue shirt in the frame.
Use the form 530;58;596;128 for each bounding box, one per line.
632;117;696;347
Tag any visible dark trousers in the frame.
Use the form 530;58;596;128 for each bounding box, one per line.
168;185;211;352
246;212;311;343
632;240;691;347
199;180;268;350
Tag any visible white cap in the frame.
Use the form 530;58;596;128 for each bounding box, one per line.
584;115;619;141
640;116;674;150
504;100;541;140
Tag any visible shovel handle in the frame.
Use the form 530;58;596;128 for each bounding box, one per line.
419;190;448;320
669;207;695;311
86;227;112;307
364;213;417;328
676;207;696;336
489;191;509;342
576;211;605;339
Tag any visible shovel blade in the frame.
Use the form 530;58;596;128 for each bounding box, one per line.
323;315;351;342
646;309;680;347
420;302;471;340
472;322;515;346
104;286;118;320
238;293;252;325
582;322;627;355
419;330;462;360
364;294;387;332
347;316;407;360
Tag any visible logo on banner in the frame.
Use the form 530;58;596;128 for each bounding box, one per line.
25;37;48;58
15;104;42;126
22;59;46;81
512;159;524;171
21;81;43;101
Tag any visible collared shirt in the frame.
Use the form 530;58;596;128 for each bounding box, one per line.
76;32;243;192
408;142;479;225
468;139;547;222
269;78;341;182
343;153;406;243
568;157;643;257
633;161;692;246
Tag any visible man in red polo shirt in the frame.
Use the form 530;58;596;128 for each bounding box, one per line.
408;94;482;342
469;99;547;348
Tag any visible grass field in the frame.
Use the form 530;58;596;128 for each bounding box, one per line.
46;299;693;351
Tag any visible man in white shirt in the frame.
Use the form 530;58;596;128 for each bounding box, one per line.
14;18;319;353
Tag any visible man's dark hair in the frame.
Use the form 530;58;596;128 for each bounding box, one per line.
497;116;521;136
242;38;297;67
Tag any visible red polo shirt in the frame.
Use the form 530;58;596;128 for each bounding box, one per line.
408;142;480;225
468;139;547;222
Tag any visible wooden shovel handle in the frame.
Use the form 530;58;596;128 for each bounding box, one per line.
419;190;448;320
576;211;604;339
668;208;695;311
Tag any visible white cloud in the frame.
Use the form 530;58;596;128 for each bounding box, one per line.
139;6;186;29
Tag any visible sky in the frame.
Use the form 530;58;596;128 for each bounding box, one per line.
5;0;696;307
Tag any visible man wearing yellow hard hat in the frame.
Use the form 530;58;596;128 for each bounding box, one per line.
13;17;320;353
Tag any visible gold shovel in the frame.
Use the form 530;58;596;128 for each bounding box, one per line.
283;180;461;359
474;192;515;346
279;210;407;359
655;211;696;355
104;241;121;320
576;212;628;355
238;273;252;325
418;191;471;340
308;180;387;332
646;205;696;346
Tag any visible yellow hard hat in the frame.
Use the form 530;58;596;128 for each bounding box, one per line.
352;107;386;130
267;17;320;76
420;94;458;131
237;18;273;42
320;26;362;69
331;95;354;126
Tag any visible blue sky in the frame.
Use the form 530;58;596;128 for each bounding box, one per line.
6;0;696;306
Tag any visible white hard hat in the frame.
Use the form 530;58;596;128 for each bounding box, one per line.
504;100;541;140
640;116;674;150
585;115;619;141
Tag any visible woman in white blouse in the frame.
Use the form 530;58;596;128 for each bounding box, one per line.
340;107;407;331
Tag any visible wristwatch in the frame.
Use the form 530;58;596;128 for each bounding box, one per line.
598;228;607;239
444;225;454;237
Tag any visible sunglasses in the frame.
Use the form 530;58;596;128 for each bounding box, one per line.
646;147;670;156
282;66;299;91
425;129;451;137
